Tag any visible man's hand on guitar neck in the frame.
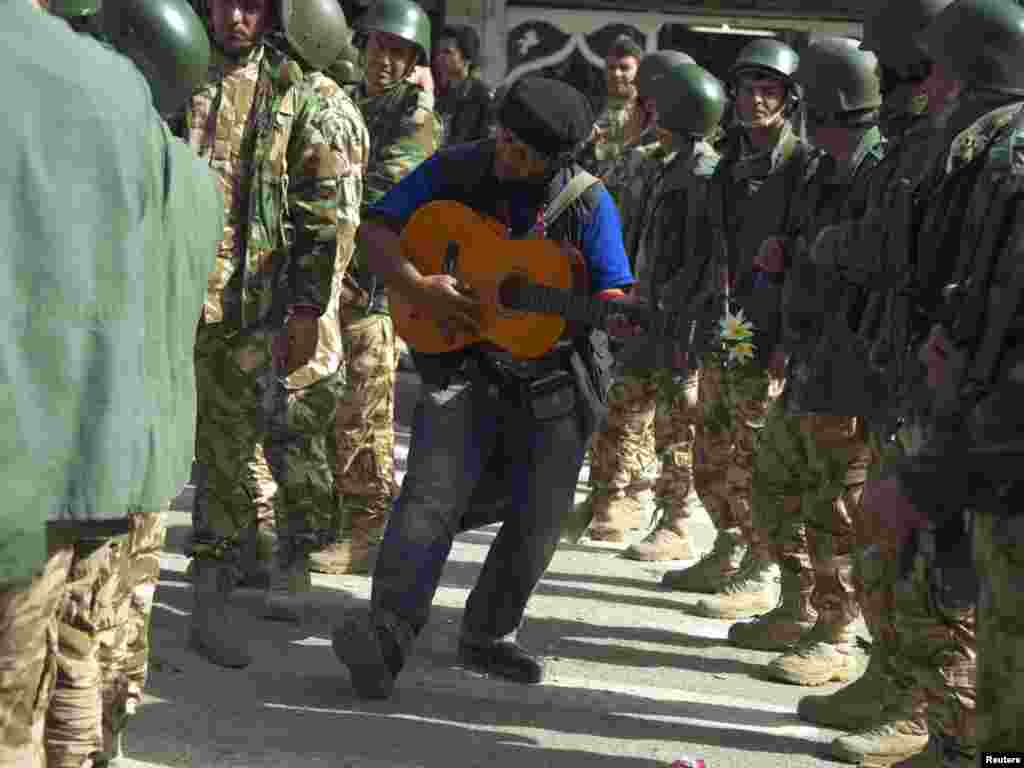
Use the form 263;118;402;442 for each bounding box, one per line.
415;274;483;344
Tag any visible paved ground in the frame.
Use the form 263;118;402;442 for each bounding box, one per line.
129;370;864;767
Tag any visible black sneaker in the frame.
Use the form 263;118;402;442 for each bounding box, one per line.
456;640;545;684
332;609;403;700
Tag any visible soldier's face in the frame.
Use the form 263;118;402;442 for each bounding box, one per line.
366;31;419;95
735;76;786;129
494;125;552;181
438;40;468;80
210;0;270;54
605;55;639;99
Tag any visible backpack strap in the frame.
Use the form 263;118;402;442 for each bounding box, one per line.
544;170;601;228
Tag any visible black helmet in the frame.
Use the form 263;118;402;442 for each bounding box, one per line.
917;0;1024;95
860;0;955;79
655;62;727;139
730;38;799;85
795;36;882;117
359;0;431;64
635;49;695;101
53;0;211;115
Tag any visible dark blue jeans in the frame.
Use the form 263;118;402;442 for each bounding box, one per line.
371;367;589;644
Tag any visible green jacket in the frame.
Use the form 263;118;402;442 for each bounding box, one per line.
180;45;341;330
1;1;222;586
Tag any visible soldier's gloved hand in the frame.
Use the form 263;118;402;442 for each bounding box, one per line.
277;309;320;376
862;476;930;548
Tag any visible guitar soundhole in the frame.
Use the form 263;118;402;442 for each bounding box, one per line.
498;273;529;312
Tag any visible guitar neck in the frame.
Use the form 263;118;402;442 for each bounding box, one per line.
510;282;692;339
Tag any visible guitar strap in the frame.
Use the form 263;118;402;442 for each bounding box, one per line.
543;171;601;229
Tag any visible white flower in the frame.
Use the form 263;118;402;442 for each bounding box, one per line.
719;309;755;342
727;341;755;365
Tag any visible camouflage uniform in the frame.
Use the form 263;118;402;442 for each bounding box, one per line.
732;128;885;684
620;138;721;560
181;42;342;630
323;80;440;574
796;90;977;767
575;136;663;542
664;123;814;616
44;513;165;767
581;96;648;183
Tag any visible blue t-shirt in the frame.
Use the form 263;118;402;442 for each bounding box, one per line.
368;144;634;294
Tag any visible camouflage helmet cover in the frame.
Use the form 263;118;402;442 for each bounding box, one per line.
360;0;431;63
795;36;882;114
916;0;1024;94
860;0;956;76
655;62;728;138
635;49;695;101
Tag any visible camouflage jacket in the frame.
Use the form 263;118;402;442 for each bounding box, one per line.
894;94;1024;529
355;80;441;209
779;126;887;415
284;70;369;389
179;44;341;330
580;96;648;181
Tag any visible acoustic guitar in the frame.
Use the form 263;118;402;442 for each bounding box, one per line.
392;200;702;359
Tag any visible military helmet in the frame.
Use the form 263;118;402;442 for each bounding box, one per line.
635;49;695;101
730;38;800;84
48;0;100;17
917;0;1024;95
860;0;955;78
360;0;432;64
57;0;210;116
655;62;728;138
280;0;356;71
795;36;882;117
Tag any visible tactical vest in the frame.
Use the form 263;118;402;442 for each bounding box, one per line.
410;140;615;428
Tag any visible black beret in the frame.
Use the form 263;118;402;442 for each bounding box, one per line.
498;76;594;157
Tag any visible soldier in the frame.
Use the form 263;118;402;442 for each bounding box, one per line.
311;0;441;577
435;24;492;146
727;37;885;691
619;63;725;561
180;0;346;664
661;40;816;622
790;2;976;766
858;1;1024;764
569;49;696;545
579;34;648;187
0;0;220;765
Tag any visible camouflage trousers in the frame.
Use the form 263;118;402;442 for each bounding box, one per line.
753;405;868;622
331;306;397;540
0;513;164;768
192;322;343;561
858;432;977;762
587;373;657;497
972;508;1023;759
695;363;784;555
652;369;701;515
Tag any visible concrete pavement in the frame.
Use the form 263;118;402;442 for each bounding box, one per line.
139;371;861;767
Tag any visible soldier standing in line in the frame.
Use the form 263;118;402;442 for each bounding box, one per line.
310;0;441;577
791;2;978;766
662;40;817;622
571;49;694;544
180;0;346;665
858;1;1024;763
615;63;725;562
0;0;221;764
728;38;885;691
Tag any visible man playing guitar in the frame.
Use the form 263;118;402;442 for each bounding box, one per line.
331;76;635;699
